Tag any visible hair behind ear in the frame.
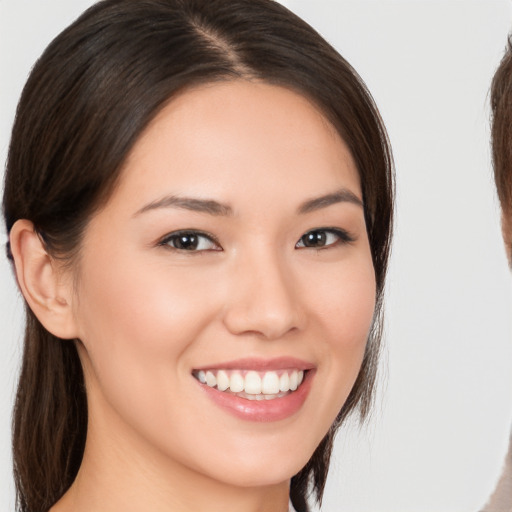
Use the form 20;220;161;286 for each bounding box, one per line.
13;313;87;512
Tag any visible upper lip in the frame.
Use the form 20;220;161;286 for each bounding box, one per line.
193;357;315;372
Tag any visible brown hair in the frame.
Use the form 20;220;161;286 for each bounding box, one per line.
2;1;394;511
491;37;512;219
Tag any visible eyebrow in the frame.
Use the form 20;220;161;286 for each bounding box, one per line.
298;188;363;214
134;196;233;217
134;187;362;218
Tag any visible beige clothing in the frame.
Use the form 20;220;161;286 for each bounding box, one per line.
482;434;512;512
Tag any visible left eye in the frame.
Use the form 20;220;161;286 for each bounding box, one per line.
159;231;220;251
295;229;351;249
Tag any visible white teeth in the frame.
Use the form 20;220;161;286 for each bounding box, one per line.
261;371;280;394
216;370;229;391
289;370;298;391
279;372;290;392
229;372;244;393
205;371;217;388
244;371;262;394
195;368;307;398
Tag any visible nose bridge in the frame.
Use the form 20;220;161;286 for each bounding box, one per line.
223;243;301;339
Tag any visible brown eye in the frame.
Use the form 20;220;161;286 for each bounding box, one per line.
173;233;200;250
300;231;327;248
160;231;220;251
296;228;353;249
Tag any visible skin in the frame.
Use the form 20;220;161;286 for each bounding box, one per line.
502;212;512;261
11;81;376;512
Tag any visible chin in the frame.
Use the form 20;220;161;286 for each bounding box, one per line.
193;442;313;488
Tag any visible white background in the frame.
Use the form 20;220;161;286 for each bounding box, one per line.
1;1;512;511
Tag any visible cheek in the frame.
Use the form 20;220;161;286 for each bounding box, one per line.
72;257;227;466
305;253;376;406
76;251;218;351
72;252;221;413
311;255;376;351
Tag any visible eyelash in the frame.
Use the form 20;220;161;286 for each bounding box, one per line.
158;228;355;252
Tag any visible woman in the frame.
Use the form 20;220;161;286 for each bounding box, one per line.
2;1;394;511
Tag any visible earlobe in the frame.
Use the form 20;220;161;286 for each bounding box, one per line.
9;219;79;339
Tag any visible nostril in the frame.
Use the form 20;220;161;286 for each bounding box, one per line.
223;313;300;340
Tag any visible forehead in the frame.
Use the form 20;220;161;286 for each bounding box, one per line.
110;80;361;213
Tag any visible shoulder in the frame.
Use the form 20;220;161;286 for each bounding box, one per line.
481;433;512;511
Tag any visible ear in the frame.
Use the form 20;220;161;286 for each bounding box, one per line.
9;219;79;339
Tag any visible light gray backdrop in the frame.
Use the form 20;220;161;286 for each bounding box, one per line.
1;1;512;511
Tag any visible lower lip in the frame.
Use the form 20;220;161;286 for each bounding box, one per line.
197;371;314;422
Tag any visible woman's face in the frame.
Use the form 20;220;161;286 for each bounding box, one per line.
70;81;376;489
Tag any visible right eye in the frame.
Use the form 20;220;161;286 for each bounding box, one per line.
159;231;221;252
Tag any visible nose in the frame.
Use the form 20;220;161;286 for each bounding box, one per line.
222;250;303;340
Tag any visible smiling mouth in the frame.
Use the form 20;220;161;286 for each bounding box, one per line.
192;369;306;401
